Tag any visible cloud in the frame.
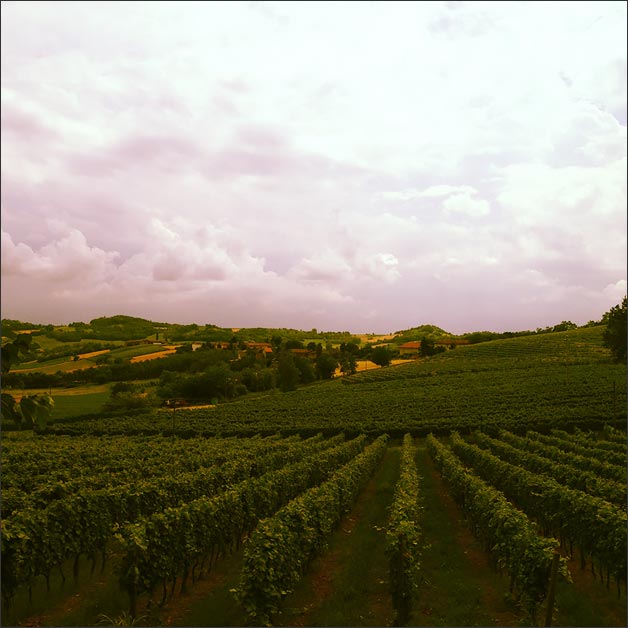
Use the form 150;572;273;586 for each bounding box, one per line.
1;1;626;333
442;192;490;218
1;229;118;283
290;248;353;283
356;252;400;283
379;185;477;201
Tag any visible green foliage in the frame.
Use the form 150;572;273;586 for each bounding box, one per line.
427;434;566;623
157;363;235;401
236;436;388;625
1;333;54;430
1;434;349;603
602;296;627;362
294;355;316;384
1;332;32;373
386;435;422;626
277;352;300;391
394;324;448;342
472;430;625;506
369;345;391;367
315;352;338;379
102;392;157;413
450;432;626;590
115;435;367;618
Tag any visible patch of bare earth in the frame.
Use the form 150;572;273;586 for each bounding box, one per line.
18;572;110;627
156;568;230;626
130;348;178;363
565;555;627;626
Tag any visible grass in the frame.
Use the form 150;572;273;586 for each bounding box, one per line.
13;357;100;374
10;384;111;419
413;440;627;628
2;436;625;627
552;553;627;626
108;345;174;360
51;390;111;419
276;445;400;627
1;551;129;627
408;443;521;627
12;343;167;375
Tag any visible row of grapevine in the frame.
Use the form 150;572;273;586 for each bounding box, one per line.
426;434;564;622
550;428;627;454
1;433;300;494
116;435;371;616
498;431;625;483
0;434;350;603
450;433;627;587
602;424;627;443
2;434;342;516
385;434;422;626
41;357;626;438
235;435;389;625
526;430;626;467
470;431;626;506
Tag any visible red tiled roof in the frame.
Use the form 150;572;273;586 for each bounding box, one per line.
399;341;421;349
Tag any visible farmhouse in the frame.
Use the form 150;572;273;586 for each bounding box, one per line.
246;342;273;355
398;341;421;357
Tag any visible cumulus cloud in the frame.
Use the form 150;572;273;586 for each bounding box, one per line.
1;1;626;333
442;192;491;218
2;229;119;283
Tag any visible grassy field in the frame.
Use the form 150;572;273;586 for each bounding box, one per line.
10;384;111;419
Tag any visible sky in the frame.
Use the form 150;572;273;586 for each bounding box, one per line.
1;1;626;334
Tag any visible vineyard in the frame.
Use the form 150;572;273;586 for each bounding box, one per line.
1;326;626;626
42;327;626;438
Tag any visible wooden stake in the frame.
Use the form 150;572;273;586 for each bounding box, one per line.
544;551;561;627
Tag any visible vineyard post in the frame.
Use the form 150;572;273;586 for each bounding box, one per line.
544;550;561;627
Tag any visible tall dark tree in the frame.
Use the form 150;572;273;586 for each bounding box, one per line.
602;296;627;362
371;346;392;367
294;355;316;384
277;352;300;391
316;353;338;380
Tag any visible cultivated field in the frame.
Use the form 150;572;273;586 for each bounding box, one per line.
1;326;626;627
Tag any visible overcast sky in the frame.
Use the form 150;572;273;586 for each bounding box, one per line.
1;1;626;334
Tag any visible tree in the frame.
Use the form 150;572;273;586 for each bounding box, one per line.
277;352;300;392
316;353;338;380
371;346;392;367
551;320;578;332
294;355;316;384
602;296;627;362
1;333;54;430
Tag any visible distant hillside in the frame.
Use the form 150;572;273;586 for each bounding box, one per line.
46;324;625;437
393;324;449;342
